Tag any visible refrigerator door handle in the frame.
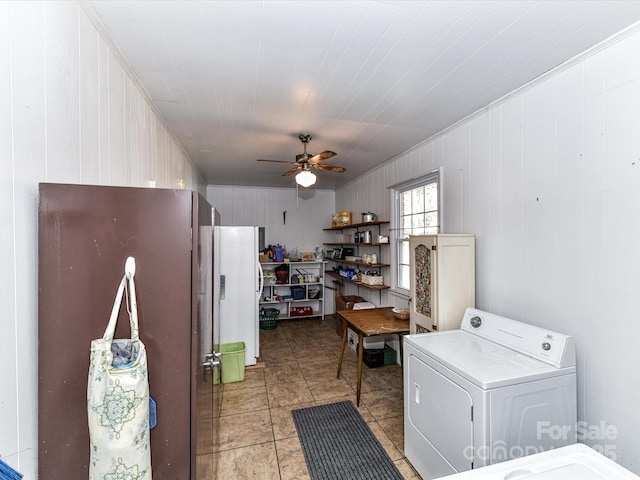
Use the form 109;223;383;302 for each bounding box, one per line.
256;259;264;297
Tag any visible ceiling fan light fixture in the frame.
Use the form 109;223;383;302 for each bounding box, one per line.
257;132;343;184
295;169;316;187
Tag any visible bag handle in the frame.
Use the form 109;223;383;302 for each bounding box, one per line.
103;256;140;345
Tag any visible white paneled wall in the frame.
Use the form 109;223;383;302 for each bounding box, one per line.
337;25;640;473
0;2;205;477
207;184;336;253
206;184;335;254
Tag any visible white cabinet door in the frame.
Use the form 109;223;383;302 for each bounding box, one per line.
409;235;437;333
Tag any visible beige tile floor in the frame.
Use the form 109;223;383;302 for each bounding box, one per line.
197;315;422;479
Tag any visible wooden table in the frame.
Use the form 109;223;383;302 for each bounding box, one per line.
336;307;410;406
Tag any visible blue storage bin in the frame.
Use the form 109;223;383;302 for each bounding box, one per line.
290;285;305;300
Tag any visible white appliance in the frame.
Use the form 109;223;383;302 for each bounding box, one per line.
438;443;640;479
404;308;577;480
214;226;263;366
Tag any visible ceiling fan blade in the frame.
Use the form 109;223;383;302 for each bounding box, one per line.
314;163;346;173
282;165;303;176
308;150;336;164
257;159;298;164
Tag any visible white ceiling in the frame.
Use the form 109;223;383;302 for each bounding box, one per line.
86;0;640;189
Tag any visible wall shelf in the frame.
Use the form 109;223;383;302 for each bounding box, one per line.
328;260;390;268
322;220;390;300
323;242;389;247
323;220;389;231
325;270;390;291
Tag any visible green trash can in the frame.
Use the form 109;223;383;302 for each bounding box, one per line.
221;341;245;384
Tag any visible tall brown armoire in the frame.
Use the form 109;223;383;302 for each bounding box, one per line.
38;183;219;479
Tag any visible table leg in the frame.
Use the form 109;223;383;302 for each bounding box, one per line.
399;333;404;366
337;322;348;378
356;333;364;407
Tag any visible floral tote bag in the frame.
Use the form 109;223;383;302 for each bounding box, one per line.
87;257;152;479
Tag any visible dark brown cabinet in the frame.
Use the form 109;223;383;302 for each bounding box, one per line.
38;183;218;479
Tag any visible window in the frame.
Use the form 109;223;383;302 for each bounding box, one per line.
393;172;439;293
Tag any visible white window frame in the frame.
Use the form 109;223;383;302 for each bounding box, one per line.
390;171;440;296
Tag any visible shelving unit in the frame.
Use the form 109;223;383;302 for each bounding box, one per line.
259;261;325;320
323;221;390;299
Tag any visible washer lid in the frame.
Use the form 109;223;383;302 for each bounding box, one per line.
437;444;640;479
519;463;610;479
405;330;575;389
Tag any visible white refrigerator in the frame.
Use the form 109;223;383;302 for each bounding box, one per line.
214;226;263;366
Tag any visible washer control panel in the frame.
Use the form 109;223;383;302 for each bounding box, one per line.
460;307;576;368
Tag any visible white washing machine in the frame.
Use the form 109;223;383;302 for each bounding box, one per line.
438;443;640;479
404;308;577;480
